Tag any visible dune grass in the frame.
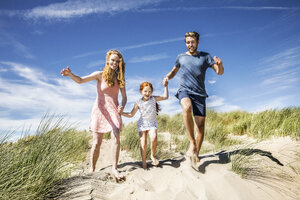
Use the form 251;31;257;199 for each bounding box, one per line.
216;107;300;140
122;107;300;159
0;114;90;200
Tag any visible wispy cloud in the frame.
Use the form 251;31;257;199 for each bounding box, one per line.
23;0;166;20
86;59;106;68
258;46;300;90
138;6;300;13
128;53;169;63
0;61;96;132
73;37;182;59
207;95;240;112
0;32;35;59
253;96;295;112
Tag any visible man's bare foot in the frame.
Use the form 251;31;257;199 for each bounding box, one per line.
151;156;159;166
112;168;125;182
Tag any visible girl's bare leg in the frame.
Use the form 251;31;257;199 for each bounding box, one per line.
149;129;159;166
111;130;123;180
139;131;148;169
90;132;104;172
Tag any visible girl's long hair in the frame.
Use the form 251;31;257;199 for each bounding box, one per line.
102;50;125;88
140;82;161;114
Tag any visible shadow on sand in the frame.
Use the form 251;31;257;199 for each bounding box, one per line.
99;153;187;173
198;148;284;174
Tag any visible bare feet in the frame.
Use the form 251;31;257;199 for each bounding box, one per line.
142;162;147;169
89;168;95;173
112;168;125;182
186;151;198;170
151;156;159;167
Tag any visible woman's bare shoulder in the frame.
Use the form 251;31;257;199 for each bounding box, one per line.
92;71;102;81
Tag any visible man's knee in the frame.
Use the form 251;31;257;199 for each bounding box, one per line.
181;100;193;113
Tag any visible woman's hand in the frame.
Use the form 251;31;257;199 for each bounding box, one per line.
118;105;124;114
60;66;72;76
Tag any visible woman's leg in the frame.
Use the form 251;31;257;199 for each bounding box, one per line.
90;132;104;172
111;129;123;179
139;131;148;169
149;129;159;166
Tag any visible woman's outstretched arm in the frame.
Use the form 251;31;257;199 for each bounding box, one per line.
60;66;101;84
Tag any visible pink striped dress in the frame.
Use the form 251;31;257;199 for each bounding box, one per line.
89;78;122;133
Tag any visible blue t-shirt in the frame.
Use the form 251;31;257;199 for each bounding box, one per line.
175;51;215;98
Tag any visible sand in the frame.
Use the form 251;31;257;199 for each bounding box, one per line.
46;134;300;200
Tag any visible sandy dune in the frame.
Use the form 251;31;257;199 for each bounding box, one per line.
46;134;300;200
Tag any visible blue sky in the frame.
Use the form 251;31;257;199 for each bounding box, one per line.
1;0;300;136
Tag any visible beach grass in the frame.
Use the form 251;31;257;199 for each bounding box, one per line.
122;106;299;161
0;114;90;200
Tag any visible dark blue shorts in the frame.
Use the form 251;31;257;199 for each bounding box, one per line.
176;90;206;117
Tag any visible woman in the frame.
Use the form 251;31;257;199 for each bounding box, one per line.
60;49;127;180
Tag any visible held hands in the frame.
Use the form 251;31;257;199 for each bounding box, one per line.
163;77;169;87
60;66;72;76
117;106;123;114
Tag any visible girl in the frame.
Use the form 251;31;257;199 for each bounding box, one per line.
121;81;168;169
60;50;127;181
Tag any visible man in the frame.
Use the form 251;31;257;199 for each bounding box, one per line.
163;31;224;167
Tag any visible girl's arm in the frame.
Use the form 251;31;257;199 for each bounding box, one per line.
163;66;179;85
154;84;169;102
121;103;139;118
60;66;101;84
154;79;169;101
118;87;127;114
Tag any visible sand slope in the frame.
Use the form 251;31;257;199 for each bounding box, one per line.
47;134;300;200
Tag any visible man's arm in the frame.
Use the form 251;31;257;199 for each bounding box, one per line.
163;66;179;85
211;56;224;75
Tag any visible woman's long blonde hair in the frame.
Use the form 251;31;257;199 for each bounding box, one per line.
102;50;125;88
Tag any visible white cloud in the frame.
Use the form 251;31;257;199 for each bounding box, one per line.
208;80;216;84
207;95;240;112
0;67;8;72
24;0;167;20
253;96;294;113
257;46;300;92
0;61;96;133
207;95;225;107
73;37;182;59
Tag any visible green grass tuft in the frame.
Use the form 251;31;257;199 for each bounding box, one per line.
0;114;90;200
